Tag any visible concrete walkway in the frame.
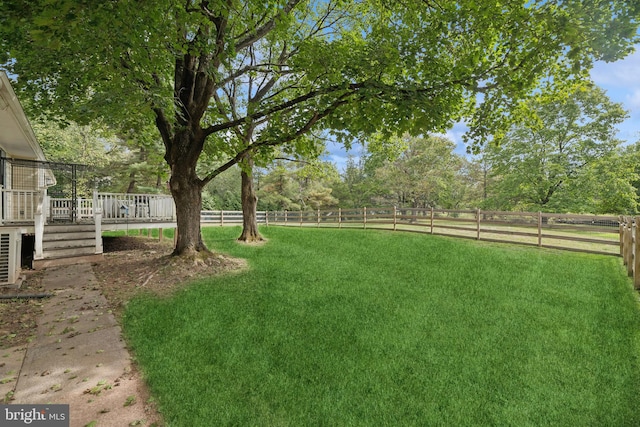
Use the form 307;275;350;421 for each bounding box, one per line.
1;264;156;426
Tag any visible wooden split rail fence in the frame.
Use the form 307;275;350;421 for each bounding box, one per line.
201;207;640;284
265;207;622;256
619;216;640;289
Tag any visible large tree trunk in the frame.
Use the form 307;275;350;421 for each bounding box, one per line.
170;167;207;255
153;52;219;257
238;154;263;242
166;129;209;256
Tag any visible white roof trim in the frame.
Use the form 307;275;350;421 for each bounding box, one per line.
0;71;48;161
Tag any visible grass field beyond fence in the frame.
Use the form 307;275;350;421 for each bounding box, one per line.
123;227;640;426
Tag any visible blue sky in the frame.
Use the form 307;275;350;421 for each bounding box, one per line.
591;48;640;144
325;47;640;171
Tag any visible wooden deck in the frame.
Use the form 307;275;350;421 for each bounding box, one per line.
0;190;176;228
0;190;176;272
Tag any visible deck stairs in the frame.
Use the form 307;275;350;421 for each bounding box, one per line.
33;224;102;269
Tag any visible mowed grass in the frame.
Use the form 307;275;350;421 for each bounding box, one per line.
122;226;640;426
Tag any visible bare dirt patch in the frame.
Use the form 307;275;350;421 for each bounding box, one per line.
0;271;46;350
94;236;247;317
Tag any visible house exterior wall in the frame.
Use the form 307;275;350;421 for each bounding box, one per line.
0;72;52;225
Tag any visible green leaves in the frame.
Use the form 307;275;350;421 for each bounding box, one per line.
2;0;638;207
256;158;340;211
481;84;634;213
369;134;465;209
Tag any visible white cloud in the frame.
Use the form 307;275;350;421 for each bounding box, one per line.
323;141;363;172
627;89;640;110
590;46;640;143
591;49;640;89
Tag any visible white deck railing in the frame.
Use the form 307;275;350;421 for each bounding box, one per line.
0;187;176;261
0;188;176;224
48;197;95;221
96;192;176;221
0;188;41;223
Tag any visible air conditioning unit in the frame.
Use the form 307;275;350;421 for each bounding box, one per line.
0;228;21;285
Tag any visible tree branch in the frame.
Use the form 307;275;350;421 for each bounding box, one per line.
235;0;302;51
201;93;352;186
273;157;312;164
202;81;367;137
153;108;173;162
250;45;288;104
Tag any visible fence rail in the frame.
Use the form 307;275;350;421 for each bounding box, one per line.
201;210;266;225
198;207;621;257
264;207;621;256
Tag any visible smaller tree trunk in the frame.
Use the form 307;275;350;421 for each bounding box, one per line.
125;171;136;193
238;155;263;242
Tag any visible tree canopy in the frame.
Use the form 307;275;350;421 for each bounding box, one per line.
371;134;464;209
257;158;339;211
2;0;638;253
32;118;169;194
482;84;637;213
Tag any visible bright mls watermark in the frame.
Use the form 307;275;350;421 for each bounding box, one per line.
1;404;69;426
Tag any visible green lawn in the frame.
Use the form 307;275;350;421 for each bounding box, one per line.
122;226;640;426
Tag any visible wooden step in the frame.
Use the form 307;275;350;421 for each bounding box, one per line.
43;239;96;250
44;224;96;233
43;245;96;259
33;253;103;270
35;223;103;268
43;231;95;241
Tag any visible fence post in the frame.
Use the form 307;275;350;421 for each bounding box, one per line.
34;210;44;260
364;207;367;229
92;189;98;219
265;211;269;227
620;215;625;256
317;209;320;227
626;217;633;277
430;207;434;234
635;217;640;288
220;210;224;226
339;208;342;229
623;217;630;267
285;210;288;226
476;208;481;240
393;206;397;231
538;212;543;247
94;210;103;254
300;210;303;227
